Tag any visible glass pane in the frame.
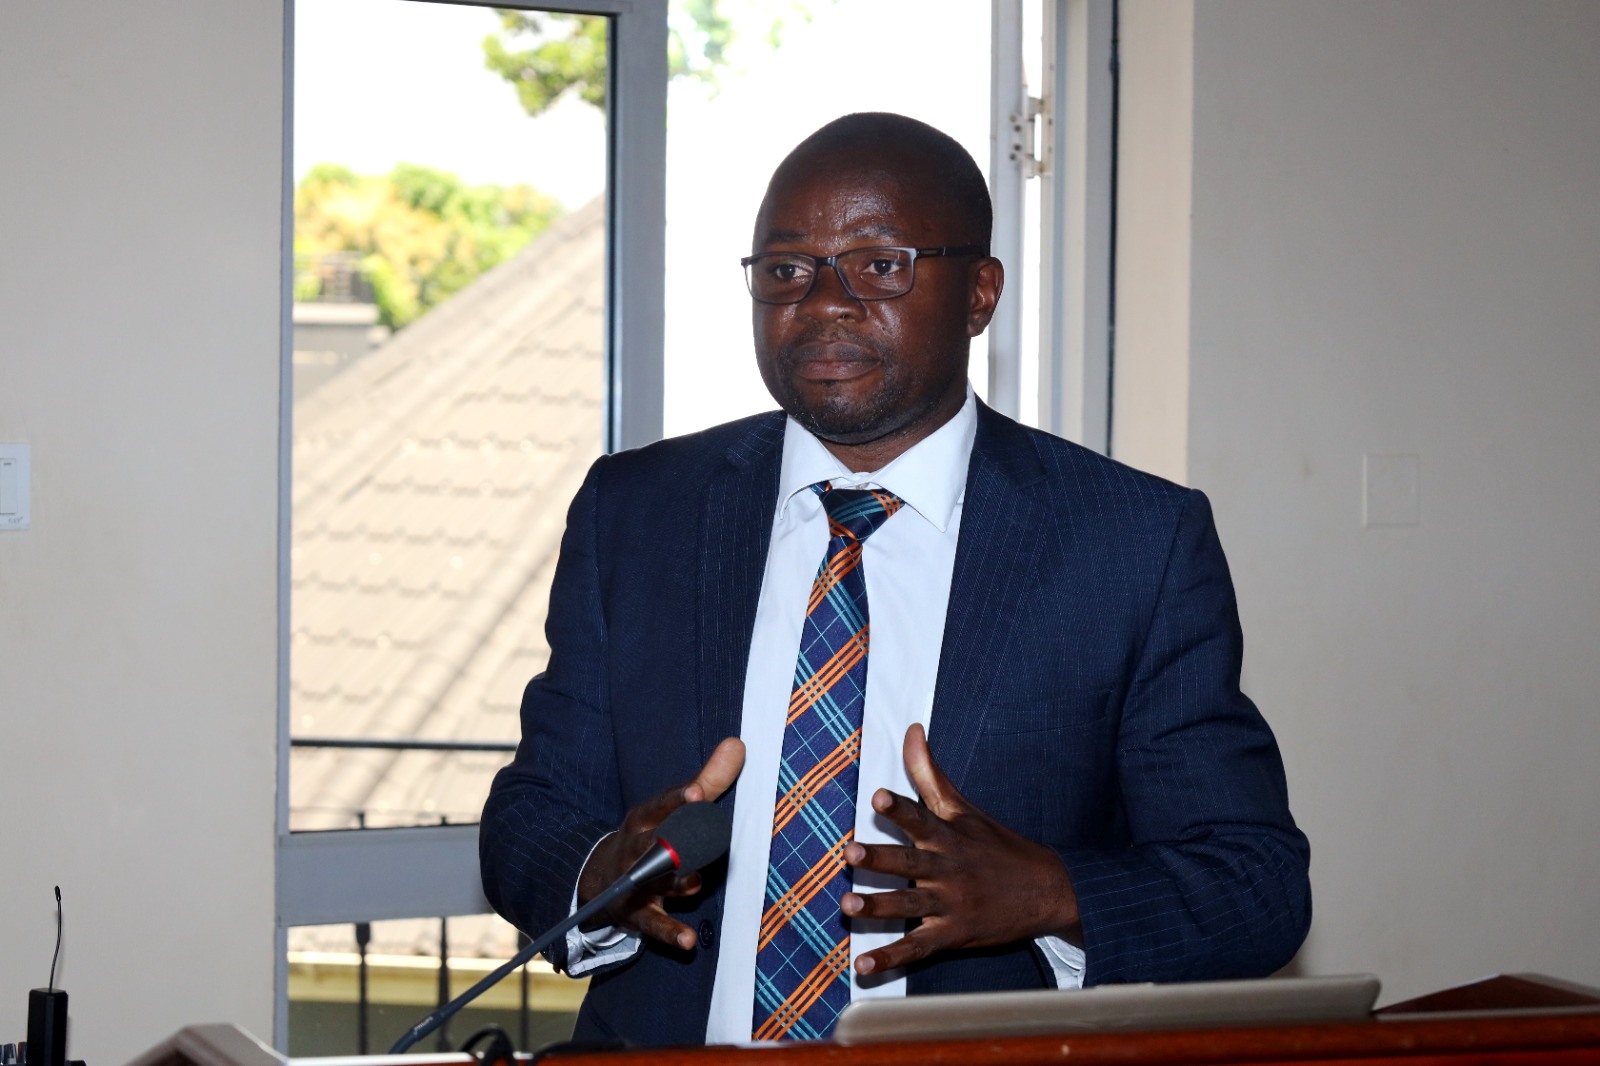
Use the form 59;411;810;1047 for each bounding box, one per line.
661;0;993;436
289;0;609;832
288;916;584;1055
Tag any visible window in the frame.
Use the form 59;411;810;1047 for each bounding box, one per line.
656;0;1114;452
276;0;665;1050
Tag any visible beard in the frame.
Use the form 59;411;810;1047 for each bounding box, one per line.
783;374;911;445
763;337;899;444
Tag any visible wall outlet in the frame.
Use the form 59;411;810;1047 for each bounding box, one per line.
0;443;32;530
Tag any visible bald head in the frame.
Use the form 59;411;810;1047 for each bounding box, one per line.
763;112;992;253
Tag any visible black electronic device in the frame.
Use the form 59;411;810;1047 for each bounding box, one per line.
25;888;68;1066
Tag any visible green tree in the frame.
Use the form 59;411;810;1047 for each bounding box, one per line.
483;9;609;114
294;163;561;330
482;1;832;119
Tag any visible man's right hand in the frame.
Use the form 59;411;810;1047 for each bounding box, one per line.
577;736;745;950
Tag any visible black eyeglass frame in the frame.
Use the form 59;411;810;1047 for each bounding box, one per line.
740;244;988;305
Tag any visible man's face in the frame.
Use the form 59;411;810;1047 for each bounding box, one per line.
750;160;1000;463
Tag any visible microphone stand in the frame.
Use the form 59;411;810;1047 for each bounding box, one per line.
389;875;638;1054
390;803;729;1055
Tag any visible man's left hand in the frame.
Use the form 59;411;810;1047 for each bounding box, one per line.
842;723;1082;976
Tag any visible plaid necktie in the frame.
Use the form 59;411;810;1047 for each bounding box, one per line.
752;482;904;1041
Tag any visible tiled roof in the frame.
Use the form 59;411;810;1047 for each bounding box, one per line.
288;198;603;958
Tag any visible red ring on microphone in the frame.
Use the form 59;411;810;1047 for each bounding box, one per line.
658;837;682;870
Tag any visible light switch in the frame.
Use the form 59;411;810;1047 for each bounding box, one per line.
0;443;31;530
1363;453;1419;527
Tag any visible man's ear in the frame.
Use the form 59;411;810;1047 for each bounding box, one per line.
966;257;1005;337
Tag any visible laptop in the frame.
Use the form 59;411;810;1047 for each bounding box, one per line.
834;973;1381;1044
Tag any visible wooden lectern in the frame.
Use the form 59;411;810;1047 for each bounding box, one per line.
128;974;1600;1066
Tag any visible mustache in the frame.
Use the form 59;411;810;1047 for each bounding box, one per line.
780;328;886;361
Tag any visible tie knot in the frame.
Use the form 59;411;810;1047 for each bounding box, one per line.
813;483;904;543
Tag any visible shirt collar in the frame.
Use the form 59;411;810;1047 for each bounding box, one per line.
776;386;976;534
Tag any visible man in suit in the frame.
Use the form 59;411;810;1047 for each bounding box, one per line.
480;112;1310;1047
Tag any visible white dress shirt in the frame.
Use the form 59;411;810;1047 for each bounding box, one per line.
567;389;1084;1042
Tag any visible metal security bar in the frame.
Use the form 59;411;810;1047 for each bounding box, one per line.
290;737;517;753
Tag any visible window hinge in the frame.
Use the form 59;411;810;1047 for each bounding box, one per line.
1009;95;1047;179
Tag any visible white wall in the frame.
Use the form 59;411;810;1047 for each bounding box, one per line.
0;2;282;1060
1119;0;1600;1003
1111;0;1192;483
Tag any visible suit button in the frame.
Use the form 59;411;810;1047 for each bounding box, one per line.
698;920;716;948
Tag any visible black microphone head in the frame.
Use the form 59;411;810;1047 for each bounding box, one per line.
655;801;732;874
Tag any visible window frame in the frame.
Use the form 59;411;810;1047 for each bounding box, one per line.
1036;0;1114;453
989;0;1115;452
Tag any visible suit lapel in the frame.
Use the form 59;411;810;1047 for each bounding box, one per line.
929;405;1048;793
697;414;785;765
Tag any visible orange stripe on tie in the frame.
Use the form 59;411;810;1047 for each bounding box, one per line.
753;937;852;1041
787;629;869;723
757;832;853;950
807;542;863;614
770;730;862;836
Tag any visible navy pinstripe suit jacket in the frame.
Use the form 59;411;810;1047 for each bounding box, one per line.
481;402;1311;1047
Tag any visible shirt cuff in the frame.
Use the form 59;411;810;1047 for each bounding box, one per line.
1035;935;1086;989
563;832;642;976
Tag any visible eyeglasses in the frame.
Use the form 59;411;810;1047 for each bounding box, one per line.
740;244;986;305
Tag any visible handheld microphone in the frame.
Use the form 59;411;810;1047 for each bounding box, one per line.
389;802;732;1054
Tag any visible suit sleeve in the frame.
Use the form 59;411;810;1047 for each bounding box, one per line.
480;457;625;973
1054;489;1312;984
